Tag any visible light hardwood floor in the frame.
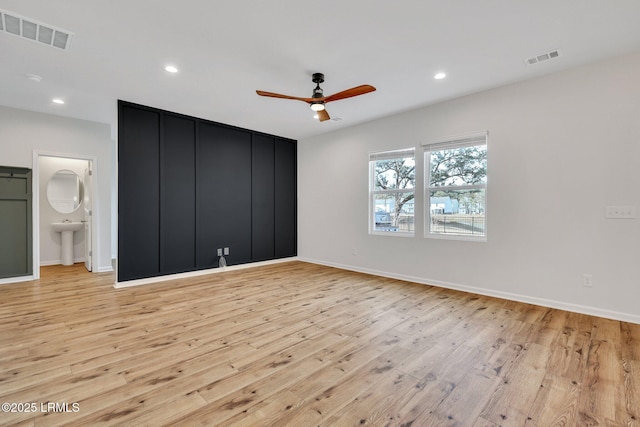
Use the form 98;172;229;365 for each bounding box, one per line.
0;262;638;426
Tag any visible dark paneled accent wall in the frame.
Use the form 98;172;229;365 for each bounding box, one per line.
118;101;297;282
195;123;253;268
275;140;297;257
118;107;160;280
251;135;275;261
162;114;196;274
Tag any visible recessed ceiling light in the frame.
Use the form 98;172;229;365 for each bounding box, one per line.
164;65;178;73
52;98;65;104
434;72;447;80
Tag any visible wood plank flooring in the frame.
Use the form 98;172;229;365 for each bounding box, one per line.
0;261;638;426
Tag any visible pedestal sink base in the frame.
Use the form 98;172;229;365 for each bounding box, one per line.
51;222;83;266
60;230;74;265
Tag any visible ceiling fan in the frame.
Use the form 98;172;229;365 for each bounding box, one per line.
256;73;376;122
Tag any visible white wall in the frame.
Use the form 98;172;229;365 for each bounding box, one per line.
38;156;89;265
298;52;640;323
0;106;114;274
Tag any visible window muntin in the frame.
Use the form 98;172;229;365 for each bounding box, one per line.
369;148;415;235
424;133;487;240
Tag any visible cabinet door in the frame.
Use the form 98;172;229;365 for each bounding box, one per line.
196;123;252;268
251;134;275;261
118;105;160;281
0;168;32;279
274;139;297;258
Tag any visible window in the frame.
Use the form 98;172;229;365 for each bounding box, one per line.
369;148;415;235
424;132;487;240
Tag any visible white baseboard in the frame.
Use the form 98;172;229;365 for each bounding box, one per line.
40;259;112;273
114;257;299;289
298;257;640;325
0;275;35;285
41;258;86;266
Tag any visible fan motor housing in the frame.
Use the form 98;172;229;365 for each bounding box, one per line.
312;73;325;99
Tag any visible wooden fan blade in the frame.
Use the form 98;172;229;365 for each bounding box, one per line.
323;85;376;103
256;90;315;103
317;109;330;122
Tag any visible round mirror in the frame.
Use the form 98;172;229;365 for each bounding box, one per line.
46;169;83;214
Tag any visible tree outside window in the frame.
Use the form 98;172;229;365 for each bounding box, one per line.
369;148;415;234
424;133;487;240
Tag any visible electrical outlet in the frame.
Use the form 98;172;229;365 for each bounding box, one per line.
605;206;636;219
583;274;593;288
224;247;229;255
217;248;222;256
352;248;357;256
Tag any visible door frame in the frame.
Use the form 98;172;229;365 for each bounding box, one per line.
33;150;98;279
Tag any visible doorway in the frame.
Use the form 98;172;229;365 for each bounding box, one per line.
36;152;97;276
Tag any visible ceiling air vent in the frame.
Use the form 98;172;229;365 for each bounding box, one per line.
525;49;560;66
0;9;73;50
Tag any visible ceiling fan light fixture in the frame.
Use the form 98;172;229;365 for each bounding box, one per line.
256;72;375;123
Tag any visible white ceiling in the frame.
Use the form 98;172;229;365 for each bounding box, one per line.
2;1;640;140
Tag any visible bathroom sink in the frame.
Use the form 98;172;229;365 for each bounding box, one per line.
51;222;83;265
52;222;83;232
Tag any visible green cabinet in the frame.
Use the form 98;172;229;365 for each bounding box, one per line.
0;167;32;279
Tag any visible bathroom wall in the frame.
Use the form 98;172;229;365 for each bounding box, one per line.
0;105;114;276
38;156;89;265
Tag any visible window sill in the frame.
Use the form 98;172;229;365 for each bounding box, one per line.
370;231;415;238
425;233;486;242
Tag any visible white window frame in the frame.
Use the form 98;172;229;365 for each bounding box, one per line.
423;132;487;242
369;148;415;237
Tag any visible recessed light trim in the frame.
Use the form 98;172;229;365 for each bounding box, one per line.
52;98;65;104
164;65;178;73
434;72;447;80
